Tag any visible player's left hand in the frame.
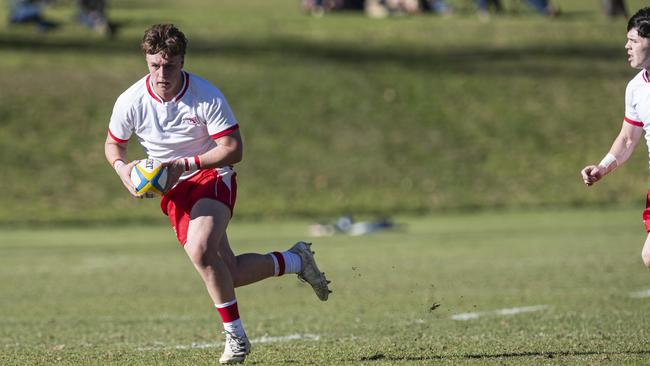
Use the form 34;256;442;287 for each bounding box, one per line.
162;160;185;193
580;165;603;186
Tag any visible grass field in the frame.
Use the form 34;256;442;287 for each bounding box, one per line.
2;208;650;365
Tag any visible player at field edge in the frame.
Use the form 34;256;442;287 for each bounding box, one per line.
103;24;331;364
580;7;650;268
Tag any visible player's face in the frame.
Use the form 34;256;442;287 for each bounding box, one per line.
145;53;184;100
625;29;650;70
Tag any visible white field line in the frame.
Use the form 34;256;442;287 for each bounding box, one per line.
137;333;320;351
450;312;481;321
629;289;650;298
450;305;549;321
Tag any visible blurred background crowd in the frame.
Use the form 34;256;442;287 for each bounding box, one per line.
7;0;630;37
8;0;115;35
301;0;628;19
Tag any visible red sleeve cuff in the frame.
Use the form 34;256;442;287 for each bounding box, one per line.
624;117;643;127
210;124;239;139
108;129;129;143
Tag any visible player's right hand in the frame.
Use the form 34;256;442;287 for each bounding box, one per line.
580;165;603;186
161;159;185;194
116;160;141;198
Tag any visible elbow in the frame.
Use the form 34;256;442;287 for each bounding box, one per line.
233;148;243;164
228;145;243;164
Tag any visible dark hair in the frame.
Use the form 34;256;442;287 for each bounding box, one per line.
141;24;187;57
628;7;650;38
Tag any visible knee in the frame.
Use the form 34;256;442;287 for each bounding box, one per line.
187;245;215;269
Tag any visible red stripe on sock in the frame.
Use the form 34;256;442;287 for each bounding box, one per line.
272;251;285;276
216;302;240;323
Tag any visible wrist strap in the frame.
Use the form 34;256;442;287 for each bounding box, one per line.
183;156;202;172
598;153;617;169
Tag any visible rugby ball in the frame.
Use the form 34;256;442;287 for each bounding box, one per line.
130;158;167;197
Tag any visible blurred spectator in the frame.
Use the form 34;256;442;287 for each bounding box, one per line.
420;0;452;15
365;0;451;17
475;0;559;18
302;0;363;16
385;0;420;15
524;0;560;16
76;0;116;37
601;0;627;18
476;0;503;19
365;0;389;17
8;0;56;32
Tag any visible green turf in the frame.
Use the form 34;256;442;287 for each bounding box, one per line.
2;0;650;224
2;208;650;365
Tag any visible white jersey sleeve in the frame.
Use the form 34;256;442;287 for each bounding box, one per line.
624;69;648;127
108;91;137;143
201;88;239;139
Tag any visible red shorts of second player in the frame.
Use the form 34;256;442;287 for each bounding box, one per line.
643;188;650;232
160;168;237;246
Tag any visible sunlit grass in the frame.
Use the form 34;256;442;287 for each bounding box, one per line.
2;208;650;364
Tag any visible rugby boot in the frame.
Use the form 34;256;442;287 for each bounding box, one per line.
219;331;250;364
288;241;332;301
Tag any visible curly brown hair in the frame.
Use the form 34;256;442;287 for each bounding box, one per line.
141;24;187;57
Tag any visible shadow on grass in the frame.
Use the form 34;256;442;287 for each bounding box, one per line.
0;32;627;78
359;349;650;361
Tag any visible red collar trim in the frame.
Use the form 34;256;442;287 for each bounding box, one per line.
145;74;162;103
145;71;190;103
643;69;650;83
175;71;190;101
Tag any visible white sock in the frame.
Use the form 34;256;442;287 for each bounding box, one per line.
223;318;245;338
282;251;302;274
268;251;302;275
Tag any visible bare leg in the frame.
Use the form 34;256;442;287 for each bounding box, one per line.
184;198;277;304
184;198;237;304
641;232;650;268
184;199;260;364
218;236;276;287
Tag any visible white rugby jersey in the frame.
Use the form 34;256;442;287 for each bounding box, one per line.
625;69;650;163
108;71;239;179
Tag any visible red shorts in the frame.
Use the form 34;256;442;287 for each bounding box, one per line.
160;169;237;245
643;188;650;232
